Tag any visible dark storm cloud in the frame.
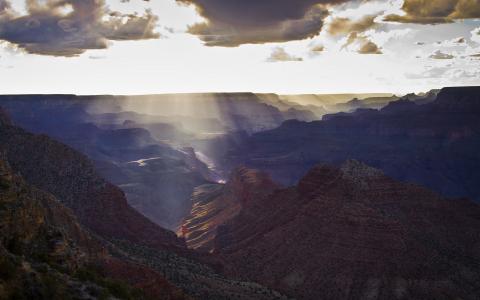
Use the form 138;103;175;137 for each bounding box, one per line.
385;0;480;24
0;0;159;56
177;0;350;46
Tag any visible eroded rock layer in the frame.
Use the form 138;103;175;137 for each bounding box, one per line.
214;161;480;300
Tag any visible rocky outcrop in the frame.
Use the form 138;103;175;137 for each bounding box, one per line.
214;161;480;299
180;167;280;252
226;166;280;205
180;184;237;251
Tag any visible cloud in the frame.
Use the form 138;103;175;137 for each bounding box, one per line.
406;64;480;82
405;66;452;79
327;14;378;36
343;31;359;48
177;0;352;46
429;50;455;59
471;27;480;44
311;44;325;52
406;66;450;79
310;45;325;52
385;0;480;24
266;47;303;62
358;40;382;54
88;54;107;59
367;28;412;47
437;36;467;47
342;31;382;54
309;44;325;57
0;0;159;56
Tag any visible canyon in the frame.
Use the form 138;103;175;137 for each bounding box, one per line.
1;87;480;299
200;161;480;299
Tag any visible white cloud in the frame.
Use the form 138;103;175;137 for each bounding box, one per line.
471;27;480;44
266;47;303;62
429;50;455;59
437;36;467;47
367;28;413;47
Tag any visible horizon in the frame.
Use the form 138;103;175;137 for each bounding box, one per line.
0;86;465;98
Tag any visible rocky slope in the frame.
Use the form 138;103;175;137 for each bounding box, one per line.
228;86;480;201
109;239;288;300
0;148;189;300
213;161;480;299
180;167;280;252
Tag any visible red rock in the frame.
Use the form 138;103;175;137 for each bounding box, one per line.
214;161;480;299
180;167;280;252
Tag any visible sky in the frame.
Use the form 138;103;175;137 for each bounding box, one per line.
0;0;479;95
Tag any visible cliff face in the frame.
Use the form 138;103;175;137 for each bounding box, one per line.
230;86;480;201
180;167;279;252
214;161;480;300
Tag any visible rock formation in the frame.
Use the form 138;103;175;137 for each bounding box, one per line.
213;161;480;299
181;167;279;252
